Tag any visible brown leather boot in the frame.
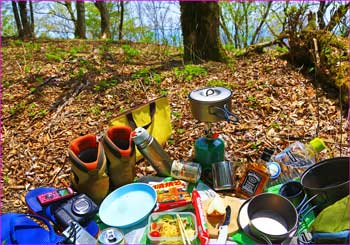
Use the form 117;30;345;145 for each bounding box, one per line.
68;134;109;204
101;126;136;189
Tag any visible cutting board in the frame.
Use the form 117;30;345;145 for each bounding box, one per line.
203;195;245;238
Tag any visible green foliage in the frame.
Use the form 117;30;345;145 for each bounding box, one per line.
247;95;257;104
167;139;175;145
247;80;255;88
1;5;16;37
140;32;156;44
172;111;181;118
94;79;119;91
275;46;289;54
264;65;273;73
174;65;207;81
46;53;64;62
270;121;280;129
159;89;168;96
29;87;37;93
35;77;44;84
207;79;233;90
89;106;101;115
131;68;162;85
3;81;11;89
9;101;26;116
122;45;140;60
69;45;88;56
176;128;185;134
14;39;23;47
105;111;113;118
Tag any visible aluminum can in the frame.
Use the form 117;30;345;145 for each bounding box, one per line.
171;160;202;183
98;228;125;244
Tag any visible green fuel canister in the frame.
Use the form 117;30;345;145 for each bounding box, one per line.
194;134;225;172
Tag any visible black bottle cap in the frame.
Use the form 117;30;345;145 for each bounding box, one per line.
260;148;274;162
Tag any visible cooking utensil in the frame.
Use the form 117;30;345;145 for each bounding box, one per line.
188;87;238;123
216;206;231;244
99;183;157;228
300;157;350;214
237;199;273;244
246;193;298;243
212;161;234;191
279;181;307;211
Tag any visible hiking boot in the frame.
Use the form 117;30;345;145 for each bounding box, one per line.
101;126;136;189
68;134;109;205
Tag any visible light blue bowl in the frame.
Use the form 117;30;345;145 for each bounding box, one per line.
99;183;157;228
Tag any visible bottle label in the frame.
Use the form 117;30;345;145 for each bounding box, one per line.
171;160;202;184
241;170;262;196
286;149;298;162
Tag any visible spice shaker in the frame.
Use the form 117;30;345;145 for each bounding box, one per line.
132;127;172;176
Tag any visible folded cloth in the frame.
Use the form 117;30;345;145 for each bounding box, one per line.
310;195;350;233
1;213;64;244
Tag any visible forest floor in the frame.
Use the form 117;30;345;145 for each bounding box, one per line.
1;38;349;214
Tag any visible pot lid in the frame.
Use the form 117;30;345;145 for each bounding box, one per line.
189;87;232;102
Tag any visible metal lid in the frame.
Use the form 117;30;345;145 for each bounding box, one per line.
189;87;232;102
132;127;149;145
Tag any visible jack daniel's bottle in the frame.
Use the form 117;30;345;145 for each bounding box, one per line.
236;148;273;199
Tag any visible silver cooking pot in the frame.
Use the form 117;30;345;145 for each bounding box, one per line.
188;87;239;123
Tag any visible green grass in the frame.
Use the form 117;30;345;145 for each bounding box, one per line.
174;65;207;81
122;45;140;60
131;68;162;86
207;79;233;90
93;79;119;91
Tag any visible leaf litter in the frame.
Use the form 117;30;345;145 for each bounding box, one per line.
1;38;349;213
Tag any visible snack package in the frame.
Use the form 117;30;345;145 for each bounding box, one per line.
192;189;210;244
151;180;192;212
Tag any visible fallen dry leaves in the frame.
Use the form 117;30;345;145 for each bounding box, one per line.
1;38;349;214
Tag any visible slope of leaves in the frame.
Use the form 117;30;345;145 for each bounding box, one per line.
1;38;348;213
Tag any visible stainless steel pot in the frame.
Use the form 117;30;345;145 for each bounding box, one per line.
246;193;298;243
188;87;238;123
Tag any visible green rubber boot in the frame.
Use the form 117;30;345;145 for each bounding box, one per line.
68;134;109;204
102;125;136;189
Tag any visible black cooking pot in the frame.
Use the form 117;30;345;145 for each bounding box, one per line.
300;157;350;214
246;193;298;243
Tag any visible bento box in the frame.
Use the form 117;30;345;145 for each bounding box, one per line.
147;212;197;244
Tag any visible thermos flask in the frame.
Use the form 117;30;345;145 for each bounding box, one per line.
132;127;172;177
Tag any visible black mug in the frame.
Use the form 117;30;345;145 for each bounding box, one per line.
279;181;307;211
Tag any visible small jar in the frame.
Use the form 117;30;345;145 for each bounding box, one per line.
170;160;202;183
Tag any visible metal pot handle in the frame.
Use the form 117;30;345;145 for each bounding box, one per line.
205;88;215;96
213;104;239;123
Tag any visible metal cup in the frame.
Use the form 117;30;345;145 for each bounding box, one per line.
211;161;234;191
279;181;307;211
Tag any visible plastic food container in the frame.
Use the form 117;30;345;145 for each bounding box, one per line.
147;212;197;244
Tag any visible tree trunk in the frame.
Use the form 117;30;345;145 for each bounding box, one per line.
12;1;23;38
95;1;111;39
29;0;34;36
317;2;326;29
180;2;227;63
18;1;32;38
118;1;124;40
76;1;86;39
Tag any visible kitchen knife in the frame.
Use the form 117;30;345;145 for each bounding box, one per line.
216;205;231;244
